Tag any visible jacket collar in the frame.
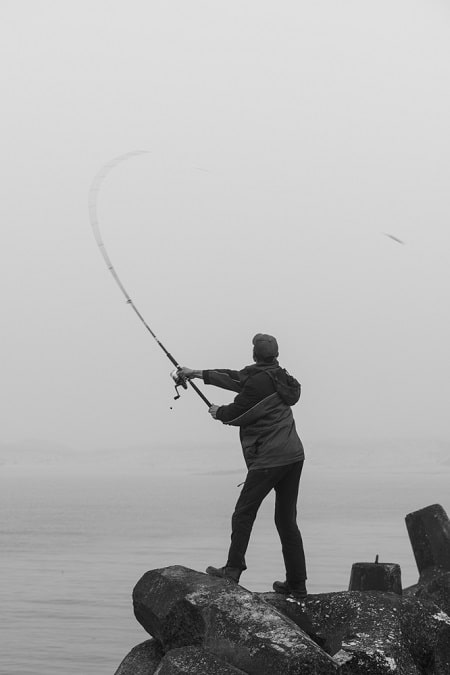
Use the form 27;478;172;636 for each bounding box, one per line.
241;360;280;379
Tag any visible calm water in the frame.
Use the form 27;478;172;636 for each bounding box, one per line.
1;440;449;675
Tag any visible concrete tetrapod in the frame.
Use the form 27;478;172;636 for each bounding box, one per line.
132;565;338;675
348;561;402;595
114;639;162;675
405;504;450;617
262;590;450;675
154;646;247;674
405;504;450;575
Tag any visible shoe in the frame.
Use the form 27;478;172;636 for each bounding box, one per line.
273;579;307;599
206;565;241;583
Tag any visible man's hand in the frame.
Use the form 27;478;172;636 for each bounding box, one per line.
209;404;220;419
178;367;203;380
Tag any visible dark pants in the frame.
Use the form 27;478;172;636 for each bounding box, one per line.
226;460;306;584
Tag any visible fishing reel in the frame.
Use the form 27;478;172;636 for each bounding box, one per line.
170;368;188;401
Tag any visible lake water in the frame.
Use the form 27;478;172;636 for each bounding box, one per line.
1;439;449;675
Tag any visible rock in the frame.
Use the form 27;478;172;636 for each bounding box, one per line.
264;591;414;673
116;558;450;675
405;504;450;618
399;591;450;674
133;565;338;675
114;639;163;675
277;590;450;675
259;593;341;656
154;646;247;674
405;504;450;575
406;567;450;617
348;561;402;595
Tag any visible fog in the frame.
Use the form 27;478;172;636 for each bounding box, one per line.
2;1;450;464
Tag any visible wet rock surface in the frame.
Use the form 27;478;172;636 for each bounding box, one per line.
263;589;450;675
263;591;415;673
405;567;450;617
154;646;247;674
114;639;163;675
260;592;341;656
113;565;450;675
133;565;338;674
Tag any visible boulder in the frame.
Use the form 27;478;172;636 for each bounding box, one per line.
262;590;450;675
133;565;338;675
114;639;163;675
399;591;450;674
154;646;247;674
259;593;341;656
263;591;412;673
405;567;450;617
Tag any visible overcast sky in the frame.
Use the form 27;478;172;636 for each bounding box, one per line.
2;0;450;457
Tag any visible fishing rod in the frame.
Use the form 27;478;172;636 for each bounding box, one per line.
88;151;212;408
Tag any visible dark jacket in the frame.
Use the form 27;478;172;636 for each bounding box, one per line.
203;362;304;470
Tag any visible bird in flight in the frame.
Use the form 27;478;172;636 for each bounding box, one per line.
383;232;405;245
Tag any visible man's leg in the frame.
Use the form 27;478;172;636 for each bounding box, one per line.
226;468;280;571
274;460;307;586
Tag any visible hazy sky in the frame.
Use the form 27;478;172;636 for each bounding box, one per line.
2;0;450;455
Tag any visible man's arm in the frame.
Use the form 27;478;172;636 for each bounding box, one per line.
216;371;275;424
179;367;243;393
179;368;203;380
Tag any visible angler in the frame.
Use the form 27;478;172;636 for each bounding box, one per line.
89;158;306;598
179;333;308;599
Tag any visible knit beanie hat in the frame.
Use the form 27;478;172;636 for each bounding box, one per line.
252;333;279;361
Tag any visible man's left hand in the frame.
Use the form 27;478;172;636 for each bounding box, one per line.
209;405;220;419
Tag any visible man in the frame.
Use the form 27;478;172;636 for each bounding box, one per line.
180;333;307;599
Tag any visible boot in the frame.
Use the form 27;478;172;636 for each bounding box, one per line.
206;565;241;583
273;579;307;599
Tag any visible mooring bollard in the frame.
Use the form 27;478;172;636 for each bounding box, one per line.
349;556;402;594
405;504;450;575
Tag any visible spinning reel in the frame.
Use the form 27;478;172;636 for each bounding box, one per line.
168;368;212;408
170;368;188;400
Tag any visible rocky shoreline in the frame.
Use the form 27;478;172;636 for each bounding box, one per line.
114;504;450;674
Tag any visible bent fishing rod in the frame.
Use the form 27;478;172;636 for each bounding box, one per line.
88;151;211;408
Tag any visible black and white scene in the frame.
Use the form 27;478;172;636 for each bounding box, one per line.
2;1;450;674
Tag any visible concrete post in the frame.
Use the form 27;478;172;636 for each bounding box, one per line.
405;504;450;575
349;558;402;595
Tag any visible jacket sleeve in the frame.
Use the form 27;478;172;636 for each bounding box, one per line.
216;372;275;424
203;369;243;393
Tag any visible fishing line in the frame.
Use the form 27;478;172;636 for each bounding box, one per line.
88;151;211;407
